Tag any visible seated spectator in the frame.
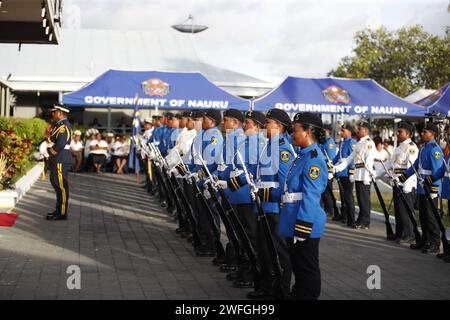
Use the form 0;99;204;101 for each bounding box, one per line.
111;134;129;174
70;130;84;172
83;128;99;172
374;137;389;175
105;132;115;172
90;133;109;173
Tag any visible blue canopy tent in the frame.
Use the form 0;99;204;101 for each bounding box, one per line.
253;76;426;117
63;69;250;131
63;69;250;110
415;83;450;116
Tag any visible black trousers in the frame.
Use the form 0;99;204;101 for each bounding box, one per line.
355;181;371;226
287;237;321;300
393;186;416;238
196;188;220;252
49;161;70;217
256;213;292;296
338;177;355;224
418;195;441;246
235;204;258;282
321;180;335;217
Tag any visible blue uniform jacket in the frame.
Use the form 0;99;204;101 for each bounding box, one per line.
333;137;356;177
47;118;73;164
406;139;444;195
278;143;328;238
166;127;182;151
197;126;223;177
254;132;295;214
438;153;450;199
320;136;336;162
217;127;250;204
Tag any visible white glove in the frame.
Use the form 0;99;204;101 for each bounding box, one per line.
217;180;228;189
334;163;345;173
328;172;334;180
293;236;306;244
349;174;355;183
251;189;258;201
363;178;371;186
430;193;438;199
203;178;212;188
203;188;212;200
230;169;244;178
169;167;178;176
39;141;50;159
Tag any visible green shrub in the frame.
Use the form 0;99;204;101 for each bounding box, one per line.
0;117;49;190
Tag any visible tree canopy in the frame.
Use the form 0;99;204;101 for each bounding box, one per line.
328;25;450;97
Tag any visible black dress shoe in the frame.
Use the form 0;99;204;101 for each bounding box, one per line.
386;234;397;241
226;272;240;281
219;264;237;273
47;214;67;221
179;231;191;239
332;215;342;221
212;256;227;266
46;211;56;219
160;201;167;208
355;224;369;230
351;224;358;229
196;250;216;257
421;244;431;253
427;244;440;254
175;227;187;234
410;241;426;250
233;279;254;288
247;289;269;300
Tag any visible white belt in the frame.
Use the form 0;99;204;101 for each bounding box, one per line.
64;145;71;150
256;181;279;189
282;192;303;203
419;169;432;175
230;169;243;178
217;164;227;172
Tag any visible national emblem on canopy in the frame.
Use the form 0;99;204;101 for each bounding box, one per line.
142;78;170;97
322;85;350;104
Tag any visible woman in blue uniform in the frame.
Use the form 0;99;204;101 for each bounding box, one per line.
279;112;328;300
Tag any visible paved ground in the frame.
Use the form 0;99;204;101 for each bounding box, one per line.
0;172;449;300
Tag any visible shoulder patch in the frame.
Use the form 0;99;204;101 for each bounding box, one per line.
280;150;290;162
434;151;441;159
308;166;320;180
409;148;416;155
211;137;219;145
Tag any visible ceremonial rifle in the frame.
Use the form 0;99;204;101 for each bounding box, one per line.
361;157;395;239
380;161;422;243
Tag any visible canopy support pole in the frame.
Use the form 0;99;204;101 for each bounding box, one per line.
107;106;111;133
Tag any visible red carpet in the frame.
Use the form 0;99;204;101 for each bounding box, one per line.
0;213;19;227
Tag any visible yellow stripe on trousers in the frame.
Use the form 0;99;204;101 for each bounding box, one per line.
58;163;66;215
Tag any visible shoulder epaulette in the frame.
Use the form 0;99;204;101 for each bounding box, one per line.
409;141;415;146
279;138;285;146
311;149;318;158
432;143;438;148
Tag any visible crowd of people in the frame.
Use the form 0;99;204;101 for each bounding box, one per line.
67;128;134;174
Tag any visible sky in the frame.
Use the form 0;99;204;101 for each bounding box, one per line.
62;0;449;82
